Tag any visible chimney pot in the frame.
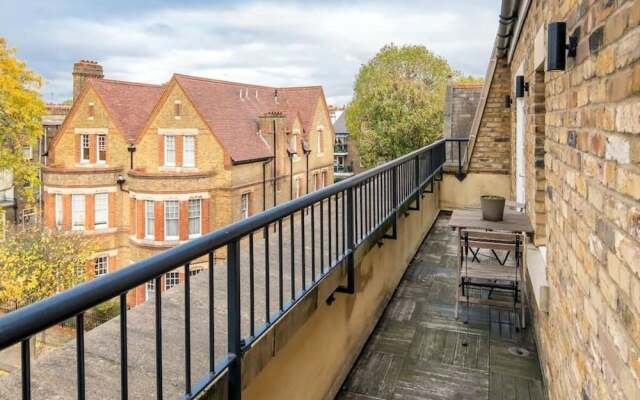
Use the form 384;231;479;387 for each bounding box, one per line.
72;60;104;103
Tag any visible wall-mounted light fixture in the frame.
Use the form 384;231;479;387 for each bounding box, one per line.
127;144;136;169
547;22;578;71
505;95;512;108
116;174;127;192
515;76;529;98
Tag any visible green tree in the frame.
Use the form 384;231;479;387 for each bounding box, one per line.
346;44;454;166
0;37;46;205
455;74;484;84
0;226;97;305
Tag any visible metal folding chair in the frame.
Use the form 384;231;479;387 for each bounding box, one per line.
455;229;525;328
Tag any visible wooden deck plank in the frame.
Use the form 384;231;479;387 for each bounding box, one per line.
335;215;544;400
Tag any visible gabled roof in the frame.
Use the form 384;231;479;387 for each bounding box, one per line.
333;112;347;134
174;74;325;162
89;78;164;142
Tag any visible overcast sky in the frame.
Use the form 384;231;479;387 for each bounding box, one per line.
0;0;500;105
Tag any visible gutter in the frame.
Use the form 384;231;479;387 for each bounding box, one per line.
496;0;519;58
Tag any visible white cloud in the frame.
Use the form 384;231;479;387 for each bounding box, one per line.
7;1;499;104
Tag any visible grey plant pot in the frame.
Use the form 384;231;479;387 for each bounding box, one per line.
481;195;506;221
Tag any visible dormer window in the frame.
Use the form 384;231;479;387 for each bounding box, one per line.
174;101;182;119
164;135;176;166
80;134;90;163
88;103;95;119
97;134;107;163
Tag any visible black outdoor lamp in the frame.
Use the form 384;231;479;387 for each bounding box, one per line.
547;22;578;71
515;75;529;98
127;144;136;169
504;95;512;108
116;174;126;191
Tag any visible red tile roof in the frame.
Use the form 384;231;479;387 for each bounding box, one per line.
89;78;164;142
82;74;325;163
174;74;324;162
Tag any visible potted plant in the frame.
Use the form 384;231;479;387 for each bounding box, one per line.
481;195;506;221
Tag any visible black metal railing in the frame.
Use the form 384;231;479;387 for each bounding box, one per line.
334;144;348;153
444;138;469;178
0;139;447;400
334;164;353;174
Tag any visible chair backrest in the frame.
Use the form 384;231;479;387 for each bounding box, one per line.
461;229;522;252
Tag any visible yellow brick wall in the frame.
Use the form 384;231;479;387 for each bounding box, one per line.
505;1;640;399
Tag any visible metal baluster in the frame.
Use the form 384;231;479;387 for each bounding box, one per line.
342;190;347;256
335;193;339;258
184;263;191;396
264;228;270;323
328;195;332;265
120;293;128;400
21;340;30;400
320;200;324;274
278;218;284;311
290;214;295;301
208;252;215;371
155;276;163;400
359;183;363;239
249;233;255;337
227;240;242;400
301;209;306;290
76;313;85;400
311;204;316;281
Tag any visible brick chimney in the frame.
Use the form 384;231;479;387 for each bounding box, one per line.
72;60;103;102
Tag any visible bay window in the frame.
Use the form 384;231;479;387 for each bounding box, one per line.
145;200;155;239
94;193;108;229
188;199;201;238
71;194;85;230
55;194;63;227
164;200;179;240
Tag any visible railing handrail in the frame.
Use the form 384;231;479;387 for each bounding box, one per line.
0;138;446;350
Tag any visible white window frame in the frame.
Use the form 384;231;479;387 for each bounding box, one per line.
55;194;63;227
80;134;90;163
94;193;108;230
165;271;180;290
241;193;250;220
145;280;155;301
164;135;176;167
22;145;33;160
294;177;301;199
321;171;327;188
145;200;155;239
183;136;195;167
97;134;107;164
164;200;179;240
71;194;85;231
95;256;108;277
188;199;201;238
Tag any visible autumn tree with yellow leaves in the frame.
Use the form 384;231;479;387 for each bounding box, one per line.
0;37;46;205
0;39;97;306
0;226;97;306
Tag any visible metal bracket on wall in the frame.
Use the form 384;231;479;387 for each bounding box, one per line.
383;211;398;240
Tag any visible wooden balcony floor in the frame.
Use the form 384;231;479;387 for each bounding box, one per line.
336;214;546;400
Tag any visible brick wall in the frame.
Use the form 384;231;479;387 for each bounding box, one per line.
467;59;512;174
500;0;640;399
